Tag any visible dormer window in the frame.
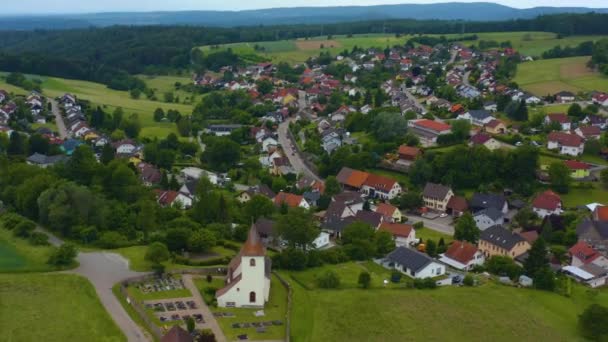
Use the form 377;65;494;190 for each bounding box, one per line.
250;258;256;267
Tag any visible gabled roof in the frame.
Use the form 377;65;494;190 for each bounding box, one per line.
363;173;397;193
446;195;468;212
569;241;601;265
379;222;413;238
474;207;504;221
354;210;384;228
375;203;399;218
594;206;608;222
412;119;451;132
161;325;193;342
386;247;434;272
546;113;570;124
336;167;369;189
485;119;504;129
577;126;601;137
423;182;452;200
564;160;591;170
577;219;608;240
398;145;421;158
470;193;507;212
547;132;583;147
480;225;526;251
532;190;561;211
470;133;492;145
467;110;492;120
518;230;539;244
274;192;304;208
444;240;478;265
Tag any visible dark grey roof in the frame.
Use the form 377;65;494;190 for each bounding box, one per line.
254;217;275;236
184;179;198;195
386;247;433;273
468;110;492;120
474;207;503;221
509;199;526;209
303;191;321;203
480;225;525;250
470;193;507;212
27;153;68;165
577;219;608;240
332;192;364;204
423;183;451;199
322;216;355;233
354;210;383;228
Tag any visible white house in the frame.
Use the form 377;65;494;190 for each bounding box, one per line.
261;136;278;153
378;223;416;247
439;240;485;271
113;140;138;155
180;167;219;185
545;113;571;131
216;225;271;308
474;208;505;231
360;174;402;200
457;110;494;126
532;190;563;218
312;232;331;249
547;132;584;156
383;247;446;279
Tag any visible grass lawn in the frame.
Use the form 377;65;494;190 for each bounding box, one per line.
288;276;606;342
0;273;125;342
366;168;410;187
0;74;29;95
114;245;237;272
514;56;608;96
196;275;288;341
561;183;608;208
0;228;57;272
31;121;59;132
414;227;453;243
136;74;199;104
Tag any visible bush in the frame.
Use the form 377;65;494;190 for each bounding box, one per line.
319;247;349;264
316;270;341;289
579;304;608;341
206;274;213;283
463;274;475;286
97;231;129;248
29;232;50;246
358;271;371;289
13;220;36;238
414;277;437;289
1;213;25;230
413;222;424;230
48;243;77;267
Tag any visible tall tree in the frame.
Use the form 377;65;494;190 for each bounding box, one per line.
100;143;115;165
137;200;156;242
454;212;480;243
275;208;318;250
524;237;549;277
548;162;571;194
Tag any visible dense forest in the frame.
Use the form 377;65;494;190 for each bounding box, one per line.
0;13;608;90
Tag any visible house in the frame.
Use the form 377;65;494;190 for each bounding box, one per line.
582;114;608;130
354;210;385;229
408;119;451;146
446;196;468;217
378;223;416;247
136;162;161;186
261;136;278;152
273;192;310;209
155;190;193;209
113;139;138;155
302;191;321;207
563;264;608;288
180;179;199;199
576;219;608;253
532;190;563;218
321;193;365;236
474;208;505;231
161;325;193;342
397;145;421;161
593;206;608;222
555;91;575;103
382;246;446;279
180;167;220;185
575;126;601;140
547;132;584;156
470;193;508;215
216;225;271;308
545;113;571;131
478;225;531;259
564;160;591;179
457;110;494;126
592;92;608;107
483;101;498;112
312;232;331;249
469;133;502;150
484;119;506;134
26;153;68;168
568;241;608;269
439;240;485;271
321;131;342;154
375;203;402;223
422;183;454;212
361;173;402;200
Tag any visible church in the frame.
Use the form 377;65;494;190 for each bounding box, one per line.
216;225;271;308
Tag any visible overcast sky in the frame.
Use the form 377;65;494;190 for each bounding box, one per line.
3;0;608;15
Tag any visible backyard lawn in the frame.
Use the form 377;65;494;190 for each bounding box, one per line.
196;275;288;341
414;227;453;244
561;183;608;208
0;227;56;272
0;273;125;342
288;278;605;342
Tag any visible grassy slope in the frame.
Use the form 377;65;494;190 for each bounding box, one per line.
514;56;608;96
0;228;56;272
0;273;125;342
289;279;605;342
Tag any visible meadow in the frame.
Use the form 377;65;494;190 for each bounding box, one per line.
0;273;125;342
514;56;608;96
0;72;194;138
286;275;605;342
0;228;56;272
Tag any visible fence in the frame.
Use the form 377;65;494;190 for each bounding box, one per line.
273;271;293;342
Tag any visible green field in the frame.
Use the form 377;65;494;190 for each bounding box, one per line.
414;227;453;243
0;273;125;341
287;277;606;342
136;74;199;104
0;71;194;138
196;274;288;341
561;183;608;208
514;56;608;96
0;228;56;272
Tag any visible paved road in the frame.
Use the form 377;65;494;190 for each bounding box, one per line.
49;98;68;139
463;70;472;86
448;49;458;65
37;227;152;342
405;214;455;236
403;89;427;114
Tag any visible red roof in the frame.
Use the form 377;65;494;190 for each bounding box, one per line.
577;126;601;137
547;113;570;124
363;173;397;193
379;222;413;238
446;196;468;212
569;241;600;265
518;230;539;244
532;190;562;211
564;160;590;170
548;132;583;147
470;133;492;145
444;240;478;265
413;119;451;132
485;119;504;129
594;206;608;221
274;192;304;208
375;203;399;218
155;190;179;206
398;145;421;159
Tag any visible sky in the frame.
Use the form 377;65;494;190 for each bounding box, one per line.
3;0;608;15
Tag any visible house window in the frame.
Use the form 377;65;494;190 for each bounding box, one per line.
250;258;256;267
249;291;256;303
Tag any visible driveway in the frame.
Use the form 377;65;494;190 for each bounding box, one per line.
48;98;68;139
37;227;152;342
405;214;455;235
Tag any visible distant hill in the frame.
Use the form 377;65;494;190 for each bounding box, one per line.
1;2;608;30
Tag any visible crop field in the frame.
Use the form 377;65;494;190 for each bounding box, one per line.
514;56;608;96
